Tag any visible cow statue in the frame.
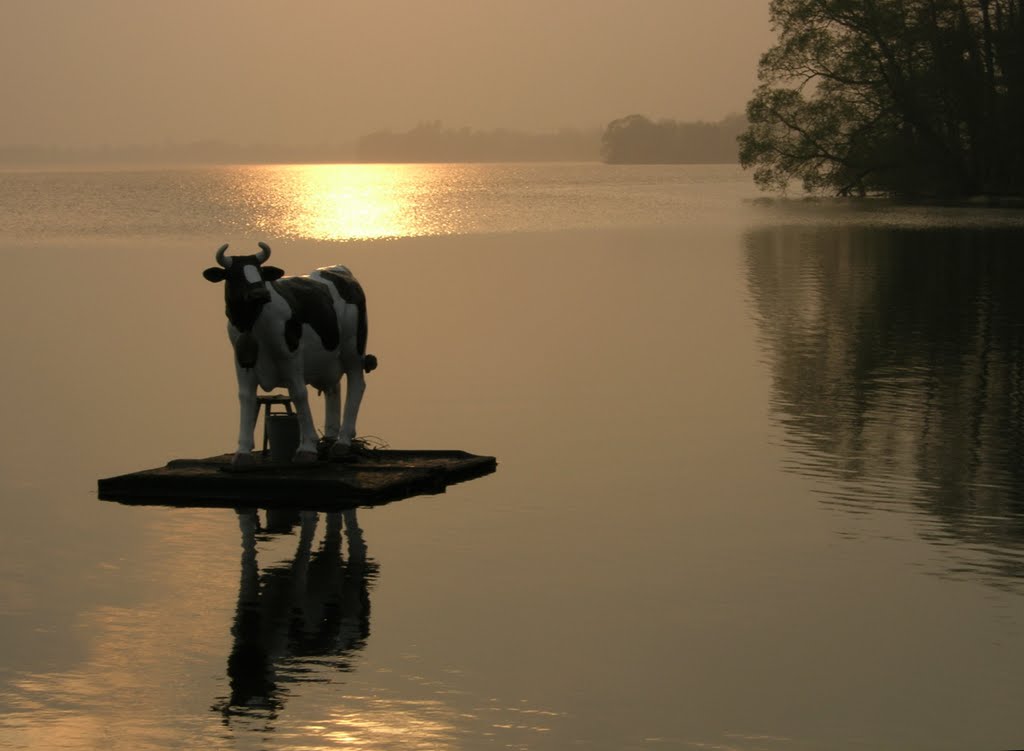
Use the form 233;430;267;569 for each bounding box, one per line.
203;242;377;465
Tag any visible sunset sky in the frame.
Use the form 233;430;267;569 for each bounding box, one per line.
2;0;775;147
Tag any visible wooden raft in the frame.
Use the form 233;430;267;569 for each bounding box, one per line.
97;449;497;510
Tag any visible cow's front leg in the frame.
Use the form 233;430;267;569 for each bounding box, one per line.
234;366;260;465
285;374;319;464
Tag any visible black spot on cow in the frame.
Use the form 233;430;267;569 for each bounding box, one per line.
271;277;341;351
284;316;303;352
318;267;369;356
235;332;260;369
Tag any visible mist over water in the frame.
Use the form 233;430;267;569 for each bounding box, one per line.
1;164;1023;750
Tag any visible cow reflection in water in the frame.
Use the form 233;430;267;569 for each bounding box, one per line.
215;508;377;722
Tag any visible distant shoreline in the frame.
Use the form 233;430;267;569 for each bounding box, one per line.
0;117;746;168
765;193;1024;209
0;156;748;170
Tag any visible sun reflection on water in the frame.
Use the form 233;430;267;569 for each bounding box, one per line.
304;699;458;749
231;164;471;241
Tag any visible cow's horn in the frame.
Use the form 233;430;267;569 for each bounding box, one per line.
215;243;231;268
255;242;271;263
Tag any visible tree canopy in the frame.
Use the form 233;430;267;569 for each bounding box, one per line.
739;0;1024;197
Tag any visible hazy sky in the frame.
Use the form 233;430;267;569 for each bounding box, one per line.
2;0;774;147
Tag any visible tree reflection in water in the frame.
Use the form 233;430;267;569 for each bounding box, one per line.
213;508;377;725
745;224;1024;581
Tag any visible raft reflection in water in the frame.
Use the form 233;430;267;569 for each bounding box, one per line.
214;508;377;722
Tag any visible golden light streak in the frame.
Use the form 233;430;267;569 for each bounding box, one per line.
305;698;459;750
235;164;470;242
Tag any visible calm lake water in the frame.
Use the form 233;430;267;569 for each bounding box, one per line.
1;163;1023;750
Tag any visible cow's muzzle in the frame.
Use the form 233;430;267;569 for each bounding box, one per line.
245;286;271;305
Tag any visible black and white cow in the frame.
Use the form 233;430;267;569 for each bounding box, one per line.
203;242;376;464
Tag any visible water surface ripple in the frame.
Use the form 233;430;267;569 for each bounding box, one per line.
1;164;1023;750
747;224;1024;587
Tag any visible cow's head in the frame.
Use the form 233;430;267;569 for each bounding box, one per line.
203;242;286;368
203;242;285;328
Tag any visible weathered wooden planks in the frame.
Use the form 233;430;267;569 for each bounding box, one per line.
97;449;496;510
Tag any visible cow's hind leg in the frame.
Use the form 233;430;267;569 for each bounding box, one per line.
285;373;320;464
330;365;366;458
323;385;342;442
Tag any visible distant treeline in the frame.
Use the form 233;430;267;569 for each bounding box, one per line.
0;129;598;166
600;114;746;164
354;121;600;162
0;116;746;166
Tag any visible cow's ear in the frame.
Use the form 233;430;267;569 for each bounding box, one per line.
203;267;226;282
261;266;285;281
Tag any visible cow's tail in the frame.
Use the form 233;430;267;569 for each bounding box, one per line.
355;296;376;373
